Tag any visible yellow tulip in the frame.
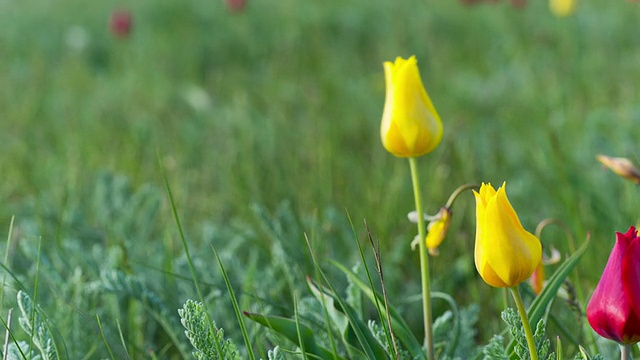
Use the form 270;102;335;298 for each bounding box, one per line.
426;207;452;256
550;0;576;17
380;56;443;158
474;182;542;288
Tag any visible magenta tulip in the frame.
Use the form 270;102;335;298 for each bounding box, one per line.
587;226;640;345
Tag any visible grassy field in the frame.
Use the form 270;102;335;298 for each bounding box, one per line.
1;0;640;358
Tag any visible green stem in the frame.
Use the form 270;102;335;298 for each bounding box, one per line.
408;157;434;360
621;345;631;360
509;287;538;360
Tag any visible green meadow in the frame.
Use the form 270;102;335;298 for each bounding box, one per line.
1;0;640;358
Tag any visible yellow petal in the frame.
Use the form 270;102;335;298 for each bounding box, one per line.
473;182;542;288
426;207;452;255
380;56;443;158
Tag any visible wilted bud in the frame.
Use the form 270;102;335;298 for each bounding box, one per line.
426;207;452;256
597;154;640;184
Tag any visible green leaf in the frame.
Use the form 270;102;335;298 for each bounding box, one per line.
330;261;425;359
243;312;345;360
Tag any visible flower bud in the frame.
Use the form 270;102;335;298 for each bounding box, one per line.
596;154;640;184
380;56;443;158
425;207;452;256
473;182;542;288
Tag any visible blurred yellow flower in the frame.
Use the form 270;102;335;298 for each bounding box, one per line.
426;207;452;256
474;182;542;288
550;0;576;17
380;56;443;158
597;154;640;185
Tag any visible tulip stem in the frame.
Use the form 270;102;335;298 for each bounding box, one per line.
509;286;538;360
408;157;435;360
621;345;631;360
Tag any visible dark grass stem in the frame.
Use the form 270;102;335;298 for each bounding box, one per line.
292;292;309;360
509;287;538;360
364;221;399;359
408;158;434;359
306;232;339;359
211;245;257;360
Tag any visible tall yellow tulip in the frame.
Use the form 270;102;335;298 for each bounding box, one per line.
474;182;542;288
380;56;443;158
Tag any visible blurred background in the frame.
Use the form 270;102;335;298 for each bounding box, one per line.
1;0;639;358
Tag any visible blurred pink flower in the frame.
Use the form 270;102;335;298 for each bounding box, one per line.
109;8;133;38
226;0;246;12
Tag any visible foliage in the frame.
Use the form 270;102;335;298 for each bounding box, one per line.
16;291;58;360
0;0;639;358
178;299;240;360
482;308;554;360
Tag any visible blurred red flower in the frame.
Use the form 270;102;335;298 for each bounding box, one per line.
109;8;133;38
226;0;246;12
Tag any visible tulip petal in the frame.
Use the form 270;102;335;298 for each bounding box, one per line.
484;186;540;286
473;183;541;288
622;230;640;343
380;56;443;157
587;227;640;344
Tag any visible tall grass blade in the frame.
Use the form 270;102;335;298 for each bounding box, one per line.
0;216;14;311
330;260;424;359
304;235;389;359
306;277;389;359
211;245;256;360
292;292;309;360
159;155;206;305
96;314;116;360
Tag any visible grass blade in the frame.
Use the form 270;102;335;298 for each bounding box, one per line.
96;314;116;360
211;245;256;360
331;260;424;359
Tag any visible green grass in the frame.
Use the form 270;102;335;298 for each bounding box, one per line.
1;0;640;358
